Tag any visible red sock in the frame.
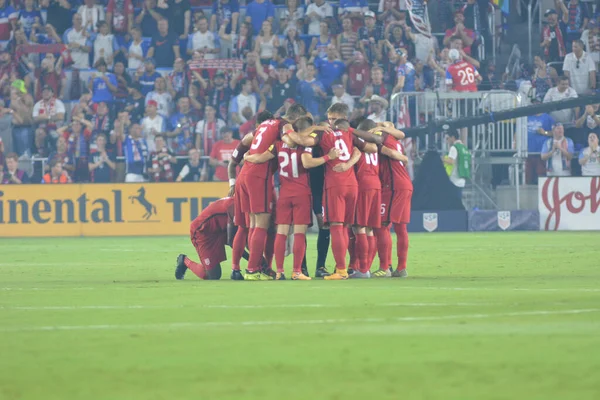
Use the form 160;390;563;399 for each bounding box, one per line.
231;226;248;271
393;223;409;271
184;256;207;280
265;231;276;270
367;234;377;270
348;230;358;271
274;233;287;273
355;233;369;273
248;227;255;248
247;227;267;273
374;226;392;271
293;233;306;273
329;225;347;270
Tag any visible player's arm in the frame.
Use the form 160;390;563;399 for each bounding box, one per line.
353;136;377;154
333;147;361;172
381;145;408;163
301;147;340;169
372;123;405;139
352;127;384;145
244;145;276;163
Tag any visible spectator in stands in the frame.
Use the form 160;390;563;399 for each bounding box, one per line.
145;77;173;117
93;22;118;68
47;135;74;178
305;0;333;36
136;58;161;96
63;13;92;70
331;83;354;113
88;133;116;183
141;100;166;152
41;0;71;36
59;117;92;182
211;0;240;38
34;55;65;102
543;75;579;124
112;61;132;101
450;36;480;68
1;152;29;184
255;20;279;65
89;59;118;104
557;0;590;49
358;11;383;64
175;148;201;181
267;47;295;72
0;0;17;41
579;132;600;175
239;91;267;133
280;0;304;34
148;134;176;182
188;15;220;58
443;10;475;56
378;0;403;28
206;71;233;122
32;127;52;160
42;157;71;183
563;39;597;95
168;97;196;156
575;104;600;130
281;25;305;63
32;85;65;128
78;0;105;33
91;101;113;137
163;0;191;39
542;8;567;63
219;20;252;59
267;63;296;111
195;104;226;158
383;24;412;78
346;50;370;97
366;94;388;123
106;0;134;36
581;18;600;65
541;122;574;177
297;62;326;120
338;16;358;65
314;44;345;92
19;0;42;38
148;18;180;68
0;50;15;98
122;123;148;182
125;83;146;123
392;48;415;93
127;27;146;71
136;0;166;37
9;81;34;157
532;55;558;101
209;126;239;182
309;21;335;60
339;0;369;32
165;58;188;99
526;99;555;184
245;0;275;36
230;78;258;126
110;111;129;181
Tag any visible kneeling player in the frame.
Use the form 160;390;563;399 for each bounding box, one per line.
176;197;235;280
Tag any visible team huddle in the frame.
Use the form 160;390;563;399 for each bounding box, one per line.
175;102;413;281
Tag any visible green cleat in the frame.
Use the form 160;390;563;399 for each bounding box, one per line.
371;268;392;278
391;269;408;278
244;270;274;281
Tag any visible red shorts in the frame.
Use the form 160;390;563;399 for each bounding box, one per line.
324;186;358;225
276;194;312;225
355;189;381;228
234;180;249;228
240;174;274;214
191;228;228;268
381;189;412;225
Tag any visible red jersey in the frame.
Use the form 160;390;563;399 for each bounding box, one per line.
190;197;234;233
379;135;413;191
445;61;480;92
210;139;240;181
276;141;311;197
316;128;358;189
231;141;250;179
244;119;285;177
354;138;381;190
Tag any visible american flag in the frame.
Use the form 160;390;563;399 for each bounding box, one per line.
406;0;432;37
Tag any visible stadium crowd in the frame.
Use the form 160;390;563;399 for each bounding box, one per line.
0;0;599;186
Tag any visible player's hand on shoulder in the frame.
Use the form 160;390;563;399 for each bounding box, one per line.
328;148;341;160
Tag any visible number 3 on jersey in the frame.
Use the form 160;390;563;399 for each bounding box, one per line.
279;152;299;178
335;139;351;161
251;126;268;150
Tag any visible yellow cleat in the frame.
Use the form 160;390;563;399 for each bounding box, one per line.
324;269;349;280
292;272;311;281
244;271;274;281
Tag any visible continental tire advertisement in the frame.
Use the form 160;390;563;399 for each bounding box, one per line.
0;183;228;237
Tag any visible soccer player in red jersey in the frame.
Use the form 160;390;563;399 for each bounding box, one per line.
445;48;481;92
175;197;235;280
373;128;414;278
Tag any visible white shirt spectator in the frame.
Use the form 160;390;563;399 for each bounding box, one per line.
195;118;226;149
413;33;438;64
448;141;466;188
331;93;354;113
280;7;304;33
543;86;578;124
378;0;406;12
581;29;600;64
145;92;173;117
78;4;105;33
63;27;91;69
32;97;66;120
563;51;596;95
580;147;600;176
94;33;116;67
128;40;144;70
306;1;334;35
188;30;220;60
367;110;387;123
141;115;166;152
234;93;257;124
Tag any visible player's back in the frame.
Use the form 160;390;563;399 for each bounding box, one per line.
191;197;234;233
446;61;478;92
379;135;413;192
319;128;358;188
355;141;381;191
245;119;284;177
276;141;311;197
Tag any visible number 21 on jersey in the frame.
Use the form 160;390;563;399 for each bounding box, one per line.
279;152;299;178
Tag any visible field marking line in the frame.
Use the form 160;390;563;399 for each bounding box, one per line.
0;309;597;333
0;302;492;311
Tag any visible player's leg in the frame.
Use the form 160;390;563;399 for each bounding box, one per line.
323;188;349;280
291;196;312;280
231;195;248;280
176;228;208;280
391;189;412;278
348;227;358;274
367;228;377;271
310;166;330;277
352;189;376;278
367;190;381;272
245;175;274;280
349;225;370;278
373;224;392;278
274;224;289;279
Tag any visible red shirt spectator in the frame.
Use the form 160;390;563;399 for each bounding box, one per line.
209;127;239;181
106;0;134;34
0;0;17;41
347;51;370;96
444;11;475;56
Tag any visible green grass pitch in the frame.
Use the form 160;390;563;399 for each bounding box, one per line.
1;232;600;400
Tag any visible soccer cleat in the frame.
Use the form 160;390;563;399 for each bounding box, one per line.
347;267;355;275
175;254;188;280
372;268;392;278
391;269;408;278
262;267;277;279
292;272;311;281
349;270;371;279
301;265;310;278
314;267;331;278
244;270;274;281
230;270;245;281
324;269;349;280
276;272;286;280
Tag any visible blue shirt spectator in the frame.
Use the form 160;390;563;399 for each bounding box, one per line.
314;51;345;91
148;19;179;67
138;0;167;37
123;128;149;179
138;62;162;96
527;112;554;153
396;61;416;92
298;65;326;118
338;0;368;15
212;0;240;34
89;60;118;103
18;3;42;38
245;0;275;35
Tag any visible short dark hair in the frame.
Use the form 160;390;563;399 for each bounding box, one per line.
49;156;62;169
445;129;460;139
292;116;314;132
284;103;308;121
95;133;108;142
558;75;569;83
154;134;166;142
334;118;350;130
257;110;274;124
327;102;349;117
357;118;377;131
5;152;18;161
